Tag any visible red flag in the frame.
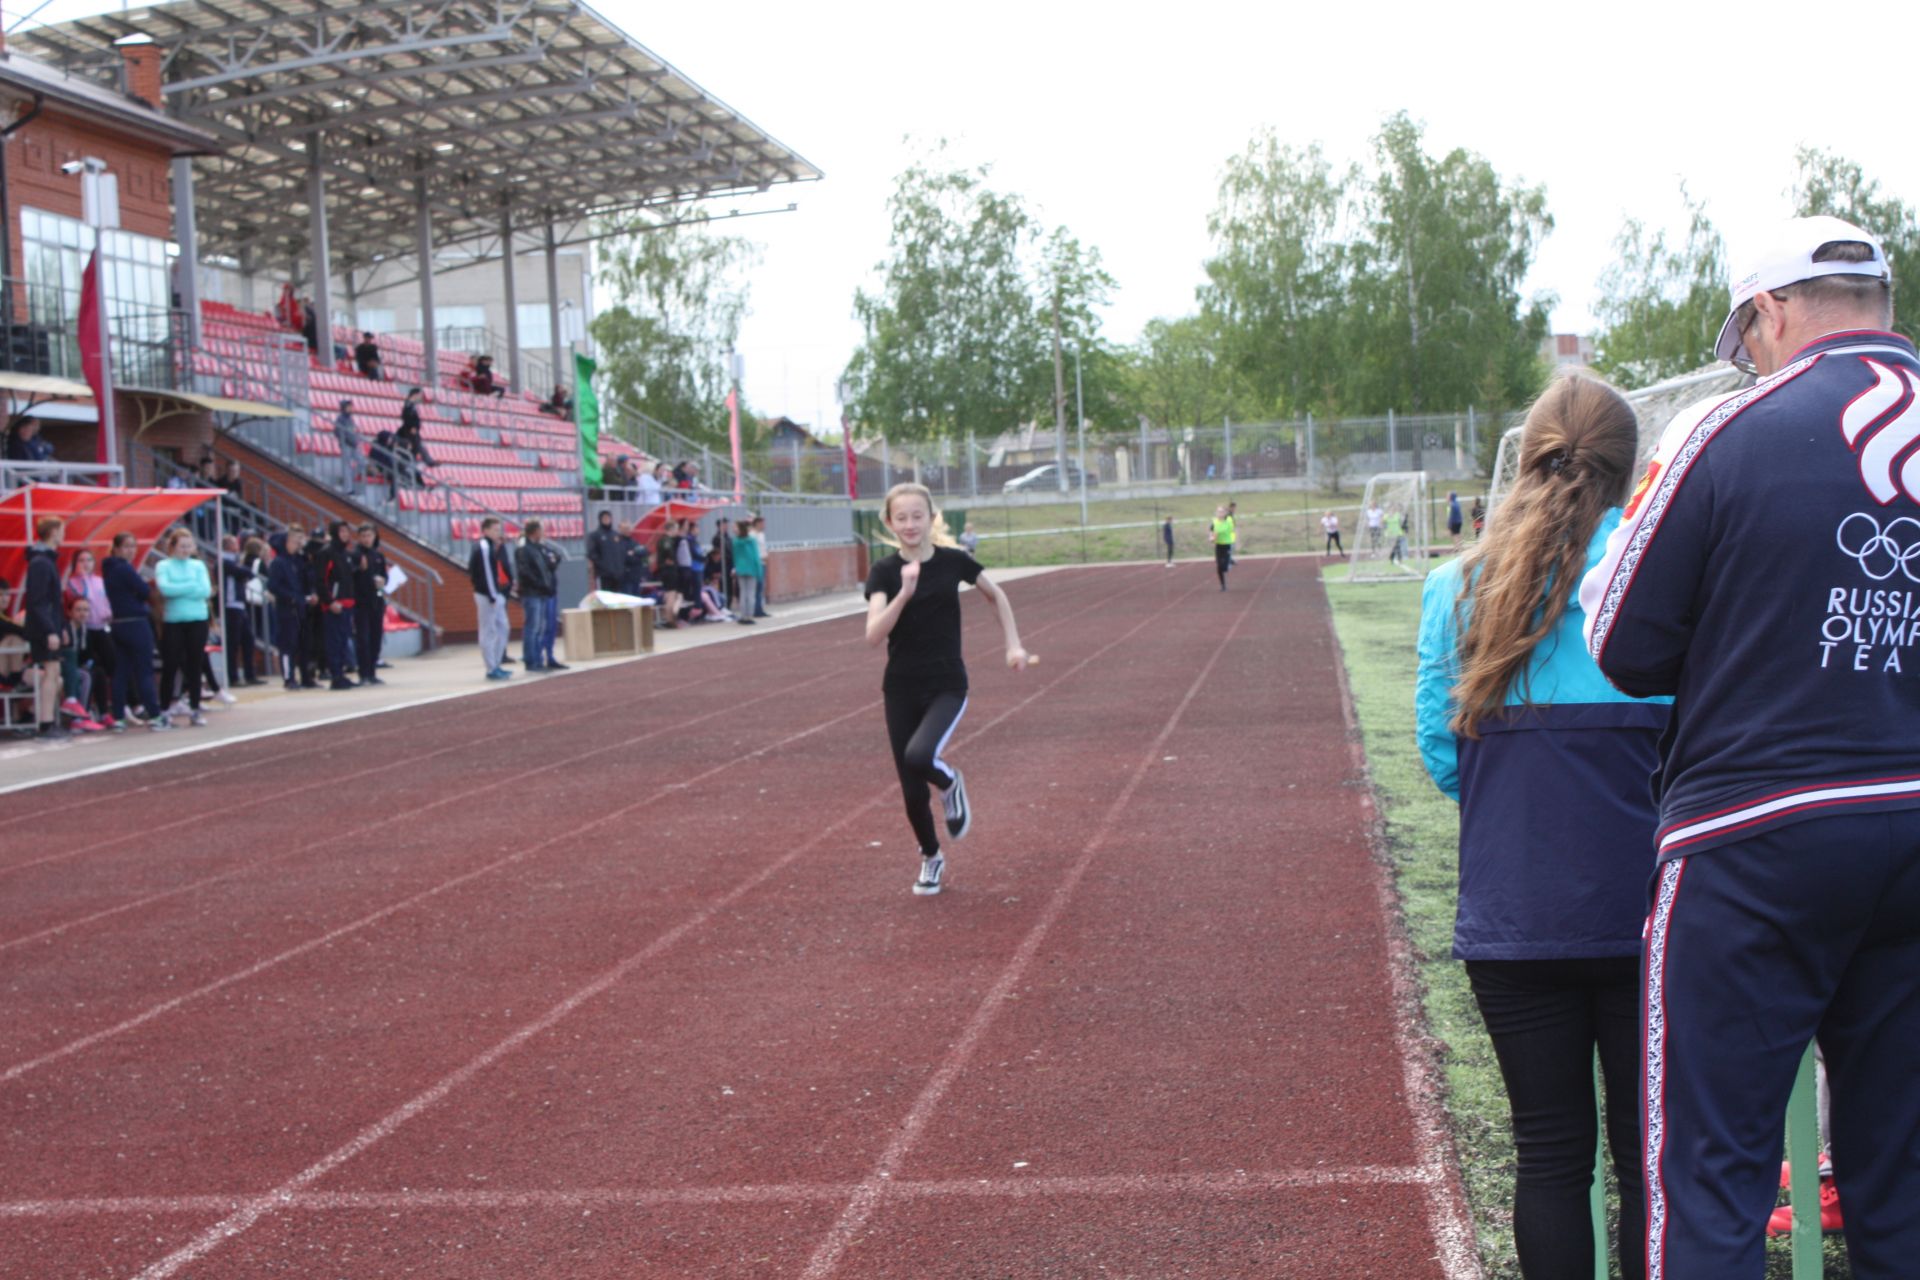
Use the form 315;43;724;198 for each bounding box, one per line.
78;248;108;463
842;418;858;500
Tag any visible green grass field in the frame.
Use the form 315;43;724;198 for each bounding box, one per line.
1321;569;1849;1280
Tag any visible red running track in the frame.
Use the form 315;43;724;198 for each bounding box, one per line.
0;560;1476;1279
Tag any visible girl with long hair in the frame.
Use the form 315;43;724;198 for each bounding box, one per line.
1415;372;1670;1280
865;483;1030;896
64;547;117;724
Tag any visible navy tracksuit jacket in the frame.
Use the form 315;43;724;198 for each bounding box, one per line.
1580;330;1920;1279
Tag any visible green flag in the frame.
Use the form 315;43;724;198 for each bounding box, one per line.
575;352;602;486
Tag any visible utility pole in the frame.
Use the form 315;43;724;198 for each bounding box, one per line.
1051;286;1068;493
1073;342;1087;527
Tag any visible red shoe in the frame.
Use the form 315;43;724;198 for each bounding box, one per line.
71;717;105;733
1767;1176;1843;1236
59;696;87;718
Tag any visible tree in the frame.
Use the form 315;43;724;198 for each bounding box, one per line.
1591;187;1728;389
1348;112;1553;416
589;215;757;447
842;152;1119;444
1198;133;1350;417
1792;147;1919;345
1129;313;1239;431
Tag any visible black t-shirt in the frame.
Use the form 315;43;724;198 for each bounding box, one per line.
865;545;983;692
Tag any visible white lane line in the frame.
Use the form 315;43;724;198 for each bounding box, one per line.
2;569;1116;1071
0;669;860;1085
1322;586;1484;1280
0;1165;1430;1220
798;559;1281;1280
115;568;1197;1280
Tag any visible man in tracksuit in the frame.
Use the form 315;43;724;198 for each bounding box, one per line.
1580;216;1920;1279
468;516;514;680
316;521;357;690
352;524;388;686
585;510;633;593
267;527;315;690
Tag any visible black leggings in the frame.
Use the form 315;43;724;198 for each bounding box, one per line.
1214;543;1231;586
159;619;209;713
1465;957;1645;1280
1325;532;1343;555
883;686;966;856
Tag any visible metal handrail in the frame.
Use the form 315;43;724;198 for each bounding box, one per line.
134;442;443;646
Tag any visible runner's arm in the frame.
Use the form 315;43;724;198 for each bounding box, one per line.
972;572;1029;669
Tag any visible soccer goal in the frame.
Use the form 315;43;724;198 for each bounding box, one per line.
1484;423;1525;520
1348;470;1431;581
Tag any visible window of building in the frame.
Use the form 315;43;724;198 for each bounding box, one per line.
19;206;171;381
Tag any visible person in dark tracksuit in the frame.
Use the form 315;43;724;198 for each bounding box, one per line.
21;516;67;737
316;521;357;690
352;524;388;685
585;510;633;593
103;532;165;728
1581;216;1920;1279
1419;373;1668;1280
864;482;1030;897
267;527;316;690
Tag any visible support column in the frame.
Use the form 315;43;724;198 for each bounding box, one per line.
544;221;563;391
500;205;522;391
416;178;437;387
306;142;333;369
172;157;202;351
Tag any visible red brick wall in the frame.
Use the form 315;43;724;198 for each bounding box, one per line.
6;109;177;278
765;543;863;602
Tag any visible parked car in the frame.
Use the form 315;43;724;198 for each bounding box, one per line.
1001;463;1098;495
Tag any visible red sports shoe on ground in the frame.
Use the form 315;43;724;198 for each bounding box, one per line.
1768;1175;1843;1236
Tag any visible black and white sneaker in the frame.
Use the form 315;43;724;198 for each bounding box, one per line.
913;853;945;896
942;769;972;842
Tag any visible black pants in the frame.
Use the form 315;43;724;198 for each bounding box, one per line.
159;618;209;713
323;609;353;684
1466;956;1645;1280
1325;532;1344;555
883;686;967;856
356;599;386;681
82;627;115;715
1214;543;1231;587
225;606;255;685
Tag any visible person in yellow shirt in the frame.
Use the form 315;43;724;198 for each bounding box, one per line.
1210;505;1236;591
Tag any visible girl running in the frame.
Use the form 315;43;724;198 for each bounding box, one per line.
865;483;1029;896
1210;505;1235;590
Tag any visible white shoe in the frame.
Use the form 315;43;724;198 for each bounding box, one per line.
913;853;945;896
215;689;236;706
169;698;190;718
189;711;209;727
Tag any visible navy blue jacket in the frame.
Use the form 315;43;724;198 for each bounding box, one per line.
266;549;311;609
1419;511;1671;959
1582;331;1920;859
102;554;151;623
21;545;60;633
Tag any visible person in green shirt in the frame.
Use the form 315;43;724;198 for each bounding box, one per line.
1210;505;1236;591
1386;509;1409;567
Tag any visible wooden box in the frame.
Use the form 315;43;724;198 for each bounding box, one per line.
561;605;653;660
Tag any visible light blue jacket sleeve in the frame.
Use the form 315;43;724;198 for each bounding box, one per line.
1415;563;1464;802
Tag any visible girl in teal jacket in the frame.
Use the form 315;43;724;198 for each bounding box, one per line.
154;528;214;725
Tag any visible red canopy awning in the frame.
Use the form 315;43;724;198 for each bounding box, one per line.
632;498;727;541
0;484;221;591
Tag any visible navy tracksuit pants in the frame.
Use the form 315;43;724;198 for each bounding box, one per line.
1643;808;1920;1279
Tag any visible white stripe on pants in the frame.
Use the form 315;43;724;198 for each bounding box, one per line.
476;593;508;672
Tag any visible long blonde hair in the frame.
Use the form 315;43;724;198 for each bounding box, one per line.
877;482;958;550
1449;371;1638;737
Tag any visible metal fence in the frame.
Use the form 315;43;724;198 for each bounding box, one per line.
847;410;1498;508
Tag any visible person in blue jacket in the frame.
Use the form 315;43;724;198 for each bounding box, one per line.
1416;371;1669;1280
102;531;165;729
266;527;316;690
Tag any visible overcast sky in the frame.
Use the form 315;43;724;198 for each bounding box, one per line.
609;0;1918;427
30;0;1919;427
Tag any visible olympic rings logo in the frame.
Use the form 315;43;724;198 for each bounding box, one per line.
1835;512;1920;583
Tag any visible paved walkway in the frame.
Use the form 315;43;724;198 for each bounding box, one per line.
0;567;1061;797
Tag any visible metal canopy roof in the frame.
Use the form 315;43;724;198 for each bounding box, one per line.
14;0;822;274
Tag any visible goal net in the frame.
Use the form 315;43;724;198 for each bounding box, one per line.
1348;471;1431;582
1485;424;1525;521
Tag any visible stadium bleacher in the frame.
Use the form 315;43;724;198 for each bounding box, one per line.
197;301;621;542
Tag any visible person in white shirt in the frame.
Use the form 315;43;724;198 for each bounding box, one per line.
637;463;665;506
1321;511;1343;558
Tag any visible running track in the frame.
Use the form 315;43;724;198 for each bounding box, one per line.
0;560;1476;1278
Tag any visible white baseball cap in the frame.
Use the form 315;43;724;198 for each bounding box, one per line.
1715;215;1891;366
